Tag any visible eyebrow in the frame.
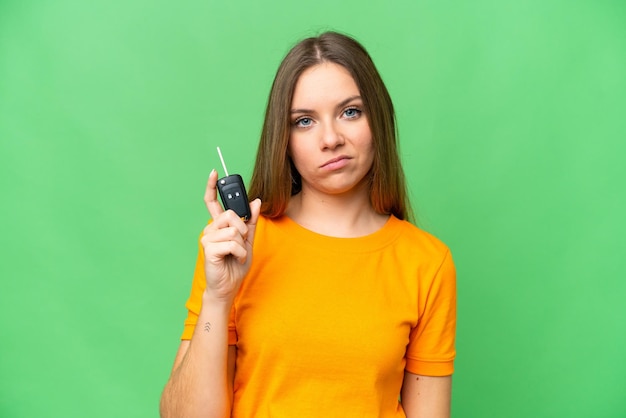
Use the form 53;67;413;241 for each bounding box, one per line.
290;95;362;114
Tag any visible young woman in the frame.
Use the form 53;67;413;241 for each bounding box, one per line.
160;31;457;418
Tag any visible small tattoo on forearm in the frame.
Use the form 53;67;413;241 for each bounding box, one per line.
204;322;212;333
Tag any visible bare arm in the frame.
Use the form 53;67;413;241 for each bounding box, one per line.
159;301;237;418
401;372;452;418
166;341;236;389
159;170;261;418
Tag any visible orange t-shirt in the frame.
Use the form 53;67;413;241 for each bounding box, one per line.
182;215;456;417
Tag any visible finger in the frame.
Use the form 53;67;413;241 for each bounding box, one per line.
204;169;224;220
204;226;246;248
201;239;248;265
205;209;249;239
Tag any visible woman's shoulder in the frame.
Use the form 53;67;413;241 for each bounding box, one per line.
253;214;293;243
389;216;452;258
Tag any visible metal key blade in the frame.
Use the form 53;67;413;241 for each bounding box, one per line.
216;146;229;177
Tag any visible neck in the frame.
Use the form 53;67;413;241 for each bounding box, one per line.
285;182;389;238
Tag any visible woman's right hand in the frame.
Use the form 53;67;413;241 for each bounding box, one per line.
201;169;262;304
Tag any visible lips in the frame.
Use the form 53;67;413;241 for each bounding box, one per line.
320;155;351;170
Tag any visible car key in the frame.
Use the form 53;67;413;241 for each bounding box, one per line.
216;146;252;222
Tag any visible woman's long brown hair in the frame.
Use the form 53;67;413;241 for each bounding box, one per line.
248;31;414;222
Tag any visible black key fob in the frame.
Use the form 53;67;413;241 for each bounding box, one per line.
217;174;251;221
215;147;251;222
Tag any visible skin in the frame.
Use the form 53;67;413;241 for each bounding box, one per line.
159;172;262;418
402;372;452;417
160;62;451;417
286;62;388;237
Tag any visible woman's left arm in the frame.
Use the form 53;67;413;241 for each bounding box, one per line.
401;372;452;418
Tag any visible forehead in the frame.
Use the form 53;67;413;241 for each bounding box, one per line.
291;62;360;106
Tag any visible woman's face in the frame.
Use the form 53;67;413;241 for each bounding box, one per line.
288;62;374;197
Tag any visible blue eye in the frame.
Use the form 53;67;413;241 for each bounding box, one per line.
295;117;313;127
343;107;361;118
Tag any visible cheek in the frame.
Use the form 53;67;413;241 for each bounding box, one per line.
362;136;376;169
357;128;374;154
353;119;373;143
287;133;312;158
287;133;309;160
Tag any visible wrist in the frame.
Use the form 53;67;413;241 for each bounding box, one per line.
201;289;234;313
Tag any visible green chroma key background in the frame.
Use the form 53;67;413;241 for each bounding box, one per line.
1;0;624;416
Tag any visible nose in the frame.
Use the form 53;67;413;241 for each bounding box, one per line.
320;120;344;150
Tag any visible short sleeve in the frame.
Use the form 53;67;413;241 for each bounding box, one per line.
405;249;457;376
180;235;238;345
